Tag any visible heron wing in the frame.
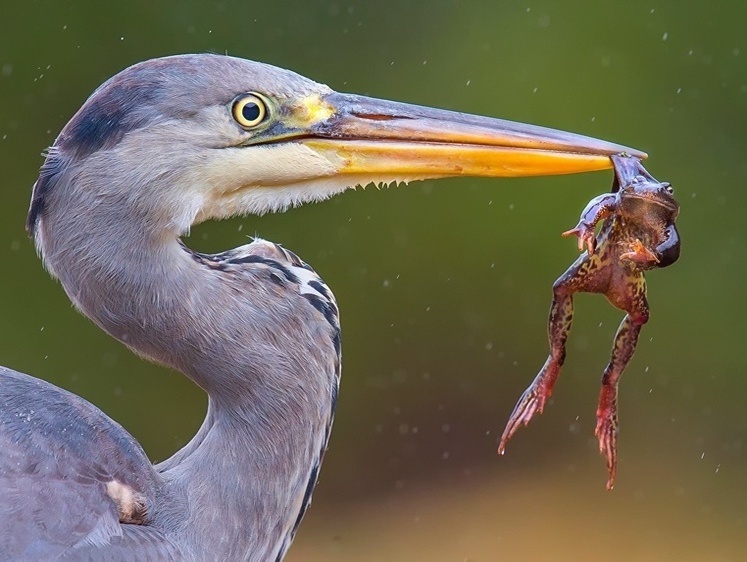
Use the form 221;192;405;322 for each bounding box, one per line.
0;367;176;559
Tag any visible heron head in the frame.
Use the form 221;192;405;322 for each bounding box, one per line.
28;54;643;237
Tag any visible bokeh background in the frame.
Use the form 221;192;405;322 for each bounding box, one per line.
1;1;745;560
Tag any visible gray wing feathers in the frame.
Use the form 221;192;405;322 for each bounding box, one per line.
0;367;175;560
59;526;182;561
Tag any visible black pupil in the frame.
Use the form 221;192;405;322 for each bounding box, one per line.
241;100;261;122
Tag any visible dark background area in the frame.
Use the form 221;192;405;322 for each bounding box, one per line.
1;1;745;560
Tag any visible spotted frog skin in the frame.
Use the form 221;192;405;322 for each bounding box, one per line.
498;154;680;490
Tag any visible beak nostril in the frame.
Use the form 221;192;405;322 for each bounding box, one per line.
350;112;401;121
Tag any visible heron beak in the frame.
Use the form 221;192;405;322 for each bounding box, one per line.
294;92;645;180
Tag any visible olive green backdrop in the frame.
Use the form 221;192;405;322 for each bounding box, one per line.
1;1;745;560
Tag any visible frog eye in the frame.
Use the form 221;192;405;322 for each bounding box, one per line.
232;93;269;129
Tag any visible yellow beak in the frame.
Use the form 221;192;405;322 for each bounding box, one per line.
293;92;643;180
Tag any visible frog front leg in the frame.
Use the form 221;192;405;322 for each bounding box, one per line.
596;272;649;490
499;255;590;454
562;193;618;254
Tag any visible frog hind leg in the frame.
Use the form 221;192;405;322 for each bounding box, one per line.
498;257;590;454
596;273;649;490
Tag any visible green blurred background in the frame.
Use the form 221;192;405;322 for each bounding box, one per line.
1;1;745;560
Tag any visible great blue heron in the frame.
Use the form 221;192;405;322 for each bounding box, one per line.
0;54;642;560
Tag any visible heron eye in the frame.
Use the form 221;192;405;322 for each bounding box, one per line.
232;94;268;128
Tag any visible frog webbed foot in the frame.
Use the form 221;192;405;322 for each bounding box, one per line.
498;385;547;454
498;357;561;455
595;385;619;491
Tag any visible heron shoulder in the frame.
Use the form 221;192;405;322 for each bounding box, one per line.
0;367;162;556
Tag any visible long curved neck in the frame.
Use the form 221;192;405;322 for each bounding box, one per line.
35;188;339;560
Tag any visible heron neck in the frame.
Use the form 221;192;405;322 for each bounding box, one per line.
37;200;337;561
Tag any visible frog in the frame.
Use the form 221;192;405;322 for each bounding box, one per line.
497;153;680;490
